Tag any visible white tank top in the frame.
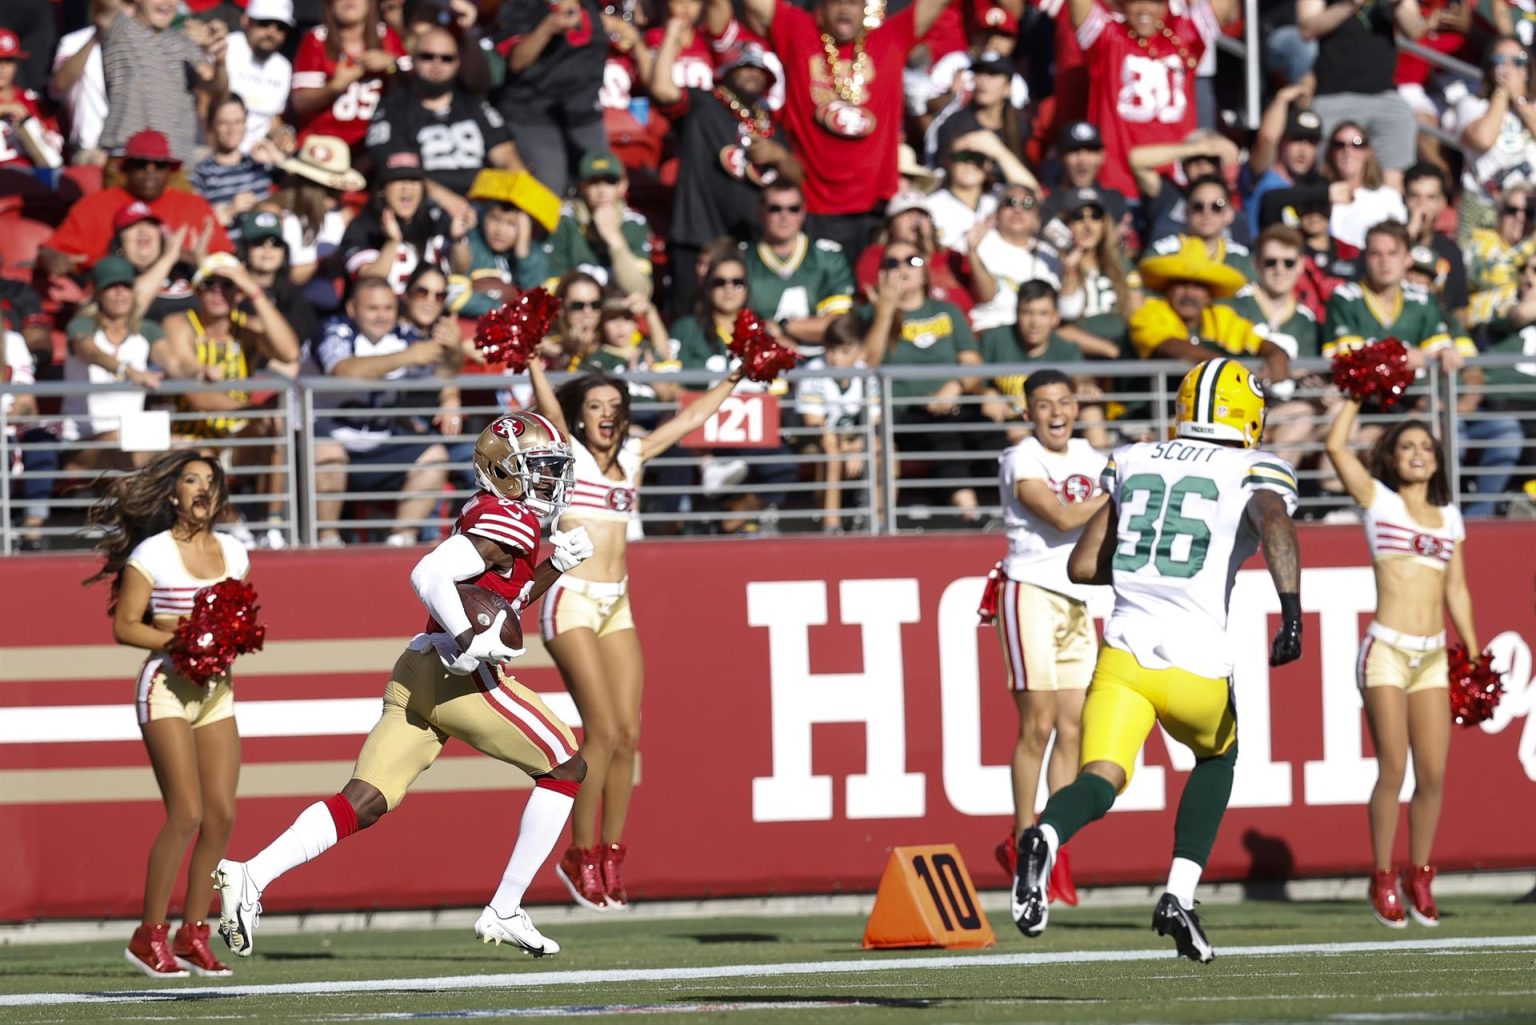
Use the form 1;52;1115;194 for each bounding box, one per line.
560;437;642;524
1363;482;1463;571
126;530;250;618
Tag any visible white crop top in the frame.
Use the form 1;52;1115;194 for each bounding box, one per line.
126;530;250;617
561;437;642;523
1363;482;1463;571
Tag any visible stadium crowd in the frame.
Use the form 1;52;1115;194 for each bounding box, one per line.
5;0;1536;547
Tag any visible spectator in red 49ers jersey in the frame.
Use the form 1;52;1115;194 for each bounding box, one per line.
291;0;409;154
0;29;62;170
1066;0;1234;201
741;0;955;257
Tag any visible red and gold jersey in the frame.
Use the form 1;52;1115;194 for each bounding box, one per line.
0;88;59;169
291;25;407;149
1078;0;1216;198
423;491;542;634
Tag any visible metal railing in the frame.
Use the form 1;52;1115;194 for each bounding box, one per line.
4;356;1534;552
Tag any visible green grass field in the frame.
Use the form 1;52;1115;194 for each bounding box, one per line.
2;896;1534;1025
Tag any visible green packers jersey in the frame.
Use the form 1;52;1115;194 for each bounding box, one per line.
1478;319;1536;405
974;327;1081;401
542;202;653;284
1222;290;1321;359
664;314;787;395
744;234;855;324
858;298;977;400
1323;283;1452;357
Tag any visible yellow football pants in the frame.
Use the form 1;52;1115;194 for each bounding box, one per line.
1079;645;1237;792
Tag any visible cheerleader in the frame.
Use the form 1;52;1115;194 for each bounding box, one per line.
1325;397;1478;928
85;451;250;977
527;357;744;909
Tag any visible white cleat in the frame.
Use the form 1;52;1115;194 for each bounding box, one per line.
474;906;560;957
213;859;262;957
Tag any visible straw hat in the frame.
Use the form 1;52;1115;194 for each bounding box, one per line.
280;135;366;193
897;144;943;194
1137;238;1247;299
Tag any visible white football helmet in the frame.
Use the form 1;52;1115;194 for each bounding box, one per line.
472;412;575;517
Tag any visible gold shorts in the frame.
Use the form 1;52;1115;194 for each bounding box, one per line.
540;576;634;641
1080;645;1236;792
1357;622;1448;695
135;655;234;729
994;579;1096;693
352;638;579;810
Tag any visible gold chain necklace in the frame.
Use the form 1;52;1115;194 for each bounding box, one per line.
715;86;772;140
1128;20;1197;72
820;32;873;106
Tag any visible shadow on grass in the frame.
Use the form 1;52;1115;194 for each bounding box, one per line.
673;932;782;944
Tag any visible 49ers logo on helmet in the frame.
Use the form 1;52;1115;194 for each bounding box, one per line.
491;416;525;439
1061;474;1095;504
1412;534;1444;558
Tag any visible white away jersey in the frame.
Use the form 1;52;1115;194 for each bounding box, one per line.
1000;436;1106;601
1100;440;1298;679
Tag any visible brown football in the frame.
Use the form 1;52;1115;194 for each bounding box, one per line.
456;583;525;649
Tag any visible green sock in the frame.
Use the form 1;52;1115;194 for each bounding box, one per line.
1173;743;1239;866
1040;773;1118;846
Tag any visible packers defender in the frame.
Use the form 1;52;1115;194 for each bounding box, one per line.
1011;357;1304;963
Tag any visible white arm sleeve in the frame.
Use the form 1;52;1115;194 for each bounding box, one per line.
410;533;488;639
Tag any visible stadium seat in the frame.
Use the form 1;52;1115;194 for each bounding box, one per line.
61;164;104;196
0;216;54;285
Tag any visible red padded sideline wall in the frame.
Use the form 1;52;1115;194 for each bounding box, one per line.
2;526;1533;920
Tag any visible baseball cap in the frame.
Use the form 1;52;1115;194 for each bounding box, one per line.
1057;186;1107;215
119;130;180;167
1283;107;1323;143
1059;122;1103;153
971;51;1013;77
113;201;160;232
377;148;426;183
244;0;296;25
1409;245;1438;275
578;150;623;183
193;252;244;288
886;190;932;219
240;210;284;244
92;256;137;291
0;29;29;60
718;42;778;87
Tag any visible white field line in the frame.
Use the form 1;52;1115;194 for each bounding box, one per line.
2;933;1535;1008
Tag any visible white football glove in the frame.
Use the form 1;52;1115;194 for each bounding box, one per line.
443;650;480;676
462;609;524;664
549;526;594;572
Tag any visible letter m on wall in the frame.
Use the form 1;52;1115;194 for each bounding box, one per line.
747;579;926;822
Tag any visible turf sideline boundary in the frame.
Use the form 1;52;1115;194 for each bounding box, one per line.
4;933;1535;1007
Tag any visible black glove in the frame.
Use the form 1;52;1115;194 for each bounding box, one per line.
1270;592;1303;667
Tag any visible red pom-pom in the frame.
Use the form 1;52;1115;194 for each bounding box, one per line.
1447;643;1504;728
729;308;797;383
170;579;267;686
472;288;560;372
1331;338;1415;408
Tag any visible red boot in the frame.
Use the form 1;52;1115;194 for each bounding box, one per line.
1047;844;1080;906
125;922;189;978
1401;865;1439;927
1369;869;1407;928
173;921;232;976
600;843;630;909
555;844;609;911
994;835;1017;878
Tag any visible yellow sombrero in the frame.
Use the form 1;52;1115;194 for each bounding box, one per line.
1136;237;1247;299
467;169;562;234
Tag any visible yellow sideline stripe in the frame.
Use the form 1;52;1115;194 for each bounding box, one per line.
0;637;556;683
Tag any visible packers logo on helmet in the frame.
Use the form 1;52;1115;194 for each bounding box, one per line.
1174;358;1266;448
473;412;575;517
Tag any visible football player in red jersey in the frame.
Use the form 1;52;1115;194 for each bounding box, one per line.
215;412;596;959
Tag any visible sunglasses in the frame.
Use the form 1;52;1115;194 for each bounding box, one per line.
1330;135;1368;150
249;236;284;249
710;276;747;288
1188;199;1228;214
565;300;600;311
1504;203;1531;216
1263;256;1299;270
123;158;173;172
410;285;448;301
950;150;989;166
1001;195;1038;210
1491;53;1531;67
199;277;238;292
881;254;925;270
584;175;621;186
765;203;803;214
415;52;458;63
250;18;289;30
1066;207;1104;224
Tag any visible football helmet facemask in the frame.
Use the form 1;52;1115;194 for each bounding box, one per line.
1174;357;1266;449
473;413;575;516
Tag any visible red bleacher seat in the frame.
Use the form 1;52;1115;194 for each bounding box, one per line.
0;216;54;285
61;164;104;196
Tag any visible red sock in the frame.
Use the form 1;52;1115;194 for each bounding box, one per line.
323;792;360;840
